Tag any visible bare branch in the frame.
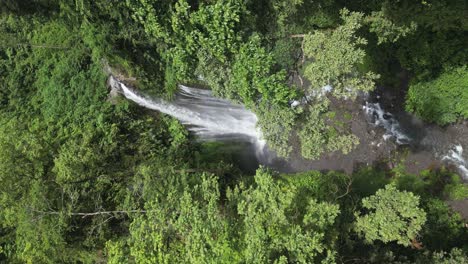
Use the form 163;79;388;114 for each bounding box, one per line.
174;168;226;174
336;176;353;200
290;34;306;38
30;209;147;218
0;43;69;49
290;34;307;64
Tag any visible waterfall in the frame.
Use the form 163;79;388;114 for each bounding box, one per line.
110;77;263;144
443;145;468;180
110;76;468;179
363;102;411;145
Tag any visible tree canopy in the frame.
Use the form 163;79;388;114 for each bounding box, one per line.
355;184;427;247
0;0;467;262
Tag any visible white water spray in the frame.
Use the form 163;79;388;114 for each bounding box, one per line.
363;102;411;145
110;77;264;145
443;145;468;180
363;99;468;180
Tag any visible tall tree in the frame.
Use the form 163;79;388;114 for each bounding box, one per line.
354;184;427;247
229;169;339;263
302;8;378;99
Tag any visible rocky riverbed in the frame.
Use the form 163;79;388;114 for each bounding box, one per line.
264;86;468;181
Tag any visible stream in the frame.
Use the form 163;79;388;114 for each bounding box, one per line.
109;76;468;181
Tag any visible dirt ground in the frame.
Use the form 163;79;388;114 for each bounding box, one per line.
447;199;468;221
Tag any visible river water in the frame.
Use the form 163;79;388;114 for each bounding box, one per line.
109;76;468;180
362;99;468;180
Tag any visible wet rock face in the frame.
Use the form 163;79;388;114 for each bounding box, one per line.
103;60;138;104
106;76;122;104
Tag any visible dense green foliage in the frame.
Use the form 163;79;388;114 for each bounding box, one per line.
355;184;427;247
406;66;468;125
0;0;467;263
303;9;378;100
256;103;297;157
298;101;359;159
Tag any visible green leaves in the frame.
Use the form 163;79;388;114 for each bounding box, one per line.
126;0;247;87
256;103;297;158
1;1;467;263
230;169;339;263
366;10;418;44
431;248;468;264
123;168;341;263
125;0;168;40
191;0;244;63
298;101;359;160
127;172;236;263
0;13;196;263
296;8;378;159
406;66;468;125
229;35;296;107
354;184;427;247
303;9;378;99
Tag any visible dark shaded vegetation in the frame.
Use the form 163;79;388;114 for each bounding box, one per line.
0;0;467;262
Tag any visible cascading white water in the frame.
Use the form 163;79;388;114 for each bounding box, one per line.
443;145;468;180
111;77;263;144
363;100;468;181
363;102;411;144
110;76;468;179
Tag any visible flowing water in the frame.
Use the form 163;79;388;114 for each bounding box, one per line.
111;77;261;141
363;102;411;145
443;145;468;180
110;76;468;180
109;77;268;165
362;97;468;180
